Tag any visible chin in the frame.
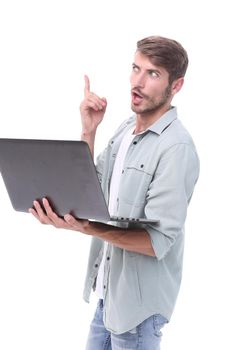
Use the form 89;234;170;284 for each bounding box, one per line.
131;104;142;114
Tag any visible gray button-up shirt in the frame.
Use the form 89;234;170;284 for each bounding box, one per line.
83;107;200;334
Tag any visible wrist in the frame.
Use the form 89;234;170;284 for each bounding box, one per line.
81;129;96;138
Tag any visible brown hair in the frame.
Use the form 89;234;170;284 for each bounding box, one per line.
137;36;188;84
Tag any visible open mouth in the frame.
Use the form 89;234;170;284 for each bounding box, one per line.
131;91;144;104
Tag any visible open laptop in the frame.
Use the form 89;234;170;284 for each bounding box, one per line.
0;138;159;224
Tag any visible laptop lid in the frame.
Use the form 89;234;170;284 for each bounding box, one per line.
0;138;111;222
0;138;159;224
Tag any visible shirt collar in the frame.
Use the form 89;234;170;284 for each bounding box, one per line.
147;106;178;135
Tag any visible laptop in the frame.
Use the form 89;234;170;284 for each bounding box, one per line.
0;138;159;224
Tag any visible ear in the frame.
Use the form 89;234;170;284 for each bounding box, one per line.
171;77;184;95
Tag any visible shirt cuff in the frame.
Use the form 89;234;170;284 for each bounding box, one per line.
146;225;175;261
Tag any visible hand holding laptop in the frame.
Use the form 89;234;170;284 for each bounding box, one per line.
28;196;156;257
29;197;90;232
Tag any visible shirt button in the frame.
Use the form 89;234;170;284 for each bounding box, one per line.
104;285;106;289
133;141;137;145
94;264;98;268
122;170;124;174
107;257;110;261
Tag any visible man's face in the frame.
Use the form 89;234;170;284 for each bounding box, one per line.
130;51;172;115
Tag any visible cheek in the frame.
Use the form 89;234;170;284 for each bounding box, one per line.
148;81;168;95
145;83;159;97
129;73;135;86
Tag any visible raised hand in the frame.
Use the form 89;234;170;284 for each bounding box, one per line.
80;75;107;135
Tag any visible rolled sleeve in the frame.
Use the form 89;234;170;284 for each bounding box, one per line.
145;143;199;260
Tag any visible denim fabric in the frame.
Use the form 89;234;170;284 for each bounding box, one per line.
85;300;168;350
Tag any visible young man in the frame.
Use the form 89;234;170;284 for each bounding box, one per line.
30;36;200;349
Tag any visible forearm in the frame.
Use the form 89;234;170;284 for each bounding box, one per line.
30;199;155;257
81;130;96;158
86;221;156;257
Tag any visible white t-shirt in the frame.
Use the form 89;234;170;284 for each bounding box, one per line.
95;126;136;299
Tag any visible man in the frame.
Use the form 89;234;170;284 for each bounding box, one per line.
30;36;200;349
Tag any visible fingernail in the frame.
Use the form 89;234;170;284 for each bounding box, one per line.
65;214;73;222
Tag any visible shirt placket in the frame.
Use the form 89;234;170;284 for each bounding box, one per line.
102;243;112;302
103;134;144;302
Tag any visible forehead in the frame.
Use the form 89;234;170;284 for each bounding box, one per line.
134;51;168;75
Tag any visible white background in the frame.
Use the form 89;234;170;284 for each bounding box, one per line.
0;0;232;349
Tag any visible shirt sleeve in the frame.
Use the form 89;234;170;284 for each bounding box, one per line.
95;147;107;184
145;143;200;260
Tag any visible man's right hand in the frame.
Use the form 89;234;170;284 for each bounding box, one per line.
80;75;107;136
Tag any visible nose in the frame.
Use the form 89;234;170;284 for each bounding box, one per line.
131;72;146;89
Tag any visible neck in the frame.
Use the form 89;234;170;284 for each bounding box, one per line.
134;104;172;134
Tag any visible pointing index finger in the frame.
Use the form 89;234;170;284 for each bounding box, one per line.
84;75;90;97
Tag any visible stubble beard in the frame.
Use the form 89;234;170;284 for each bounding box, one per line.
131;84;172;116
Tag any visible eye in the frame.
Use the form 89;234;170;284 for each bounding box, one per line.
149;70;159;78
132;64;140;73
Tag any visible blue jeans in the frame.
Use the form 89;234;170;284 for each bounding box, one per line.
85;299;168;350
